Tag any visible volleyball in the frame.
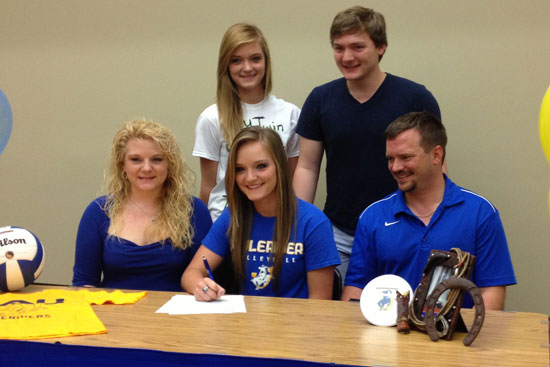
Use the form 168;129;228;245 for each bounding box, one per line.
0;226;45;292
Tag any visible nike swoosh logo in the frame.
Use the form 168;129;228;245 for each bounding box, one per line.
384;220;400;226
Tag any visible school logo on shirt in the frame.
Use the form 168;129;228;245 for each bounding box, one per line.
251;265;273;290
0;299;60;320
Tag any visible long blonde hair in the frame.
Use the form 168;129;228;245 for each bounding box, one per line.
104;119;195;250
225;127;296;289
216;23;272;146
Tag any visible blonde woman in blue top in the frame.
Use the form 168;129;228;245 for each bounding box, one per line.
73;120;212;291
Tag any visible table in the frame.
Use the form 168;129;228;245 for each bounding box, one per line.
2;285;549;366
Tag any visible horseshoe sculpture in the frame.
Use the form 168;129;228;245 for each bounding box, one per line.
424;277;485;346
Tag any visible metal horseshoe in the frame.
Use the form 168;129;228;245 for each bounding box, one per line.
424;277;485;346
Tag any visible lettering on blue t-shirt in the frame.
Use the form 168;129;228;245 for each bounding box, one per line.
247;240;303;255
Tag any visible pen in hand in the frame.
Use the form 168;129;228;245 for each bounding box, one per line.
202;255;215;281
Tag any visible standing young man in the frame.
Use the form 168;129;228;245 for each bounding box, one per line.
294;6;440;281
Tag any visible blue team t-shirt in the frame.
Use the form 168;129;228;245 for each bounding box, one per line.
203;199;340;298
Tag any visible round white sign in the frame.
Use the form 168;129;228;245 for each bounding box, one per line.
360;274;413;327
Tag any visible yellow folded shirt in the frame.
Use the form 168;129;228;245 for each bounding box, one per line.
0;288;147;340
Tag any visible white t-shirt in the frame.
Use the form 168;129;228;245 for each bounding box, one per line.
193;94;300;221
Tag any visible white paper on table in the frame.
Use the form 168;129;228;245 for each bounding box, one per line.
155;294;247;315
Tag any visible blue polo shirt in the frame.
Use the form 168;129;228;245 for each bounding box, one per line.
345;176;516;306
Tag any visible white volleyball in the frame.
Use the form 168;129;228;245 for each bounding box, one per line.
0;226;45;292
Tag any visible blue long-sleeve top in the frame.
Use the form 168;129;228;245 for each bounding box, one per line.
72;196;212;291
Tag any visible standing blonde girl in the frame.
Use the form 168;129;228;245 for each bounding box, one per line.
193;23;300;221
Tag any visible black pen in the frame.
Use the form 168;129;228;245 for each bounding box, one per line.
202;255;215;280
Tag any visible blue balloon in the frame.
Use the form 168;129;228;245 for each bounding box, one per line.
0;89;13;156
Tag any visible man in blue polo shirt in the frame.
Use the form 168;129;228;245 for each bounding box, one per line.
342;112;516;309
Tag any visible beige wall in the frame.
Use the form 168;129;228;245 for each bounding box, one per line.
1;0;549;314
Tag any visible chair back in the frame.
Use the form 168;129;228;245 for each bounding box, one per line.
332;267;343;300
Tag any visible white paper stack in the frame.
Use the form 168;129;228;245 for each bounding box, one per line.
155;294;247;315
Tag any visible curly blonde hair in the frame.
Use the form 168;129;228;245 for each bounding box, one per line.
104;119;195;250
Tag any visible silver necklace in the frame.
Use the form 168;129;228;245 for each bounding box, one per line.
414;208;437;218
129;198;157;223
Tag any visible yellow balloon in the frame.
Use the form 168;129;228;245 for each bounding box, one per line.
540;85;550;164
542;87;550;217
540;86;550;217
